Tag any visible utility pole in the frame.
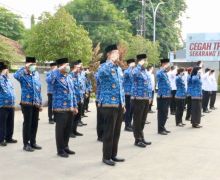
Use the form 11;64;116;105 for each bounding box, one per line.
136;0;146;38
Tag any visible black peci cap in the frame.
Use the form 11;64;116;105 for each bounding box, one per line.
26;57;36;63
136;54;147;61
50;62;57;67
126;58;136;65
56;58;69;65
105;44;118;53
160;58;170;64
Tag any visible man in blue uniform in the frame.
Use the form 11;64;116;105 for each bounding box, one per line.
0;62;17;146
46;58;78;158
69;61;84;138
131;54;152;148
46;62;57;124
123;58;135;132
98;44;125;166
77;60;88;125
156;58;171;135
14;57;42;151
84;68;92;113
95;59;106;142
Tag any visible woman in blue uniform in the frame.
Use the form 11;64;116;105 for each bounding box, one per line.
190;67;203;128
175;67;186;127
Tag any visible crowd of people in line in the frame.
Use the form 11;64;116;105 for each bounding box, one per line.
0;44;218;166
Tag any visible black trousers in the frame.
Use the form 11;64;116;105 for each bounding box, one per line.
48;94;53;122
202;90;211;112
21;105;39;146
175;98;185;125
82;94;86;116
96;101;104;139
191;99;202;126
0;108;15;142
84;92;90;111
157;97;170;132
72;102;82;133
125;95;133;127
170;90;176;114
185;96;192;120
55;112;73;153
132;99;149;141
210;91;217;108
100;106;123;160
149;91;154;111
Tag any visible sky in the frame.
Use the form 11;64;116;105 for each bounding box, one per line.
1;0;220;40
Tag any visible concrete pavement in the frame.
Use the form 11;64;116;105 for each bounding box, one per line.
0;96;220;180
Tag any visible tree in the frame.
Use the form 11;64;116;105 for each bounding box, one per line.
0;7;25;40
124;35;160;65
23;8;93;64
110;0;187;57
0;36;24;63
65;0;133;49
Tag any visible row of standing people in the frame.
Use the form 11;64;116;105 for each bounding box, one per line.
0;46;218;166
0;58;92;158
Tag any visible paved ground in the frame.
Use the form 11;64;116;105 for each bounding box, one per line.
0;96;220;180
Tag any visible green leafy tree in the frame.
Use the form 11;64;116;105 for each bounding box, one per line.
0;7;25;40
65;0;133;48
125;35;160;65
24;8;93;64
110;0;186;57
0;37;24;63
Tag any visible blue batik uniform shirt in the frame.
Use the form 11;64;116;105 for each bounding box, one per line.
46;69;77;112
46;70;54;94
175;75;186;99
190;74;202;99
123;67;134;95
97;60;125;107
0;74;15;108
156;68;171;98
14;67;42;108
131;64;152;100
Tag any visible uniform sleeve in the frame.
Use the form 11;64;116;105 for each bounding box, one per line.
0;76;7;93
46;69;59;84
13;67;25;81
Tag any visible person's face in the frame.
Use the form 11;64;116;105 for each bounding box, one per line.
129;62;135;67
51;65;57;70
1;68;9;75
108;50;119;62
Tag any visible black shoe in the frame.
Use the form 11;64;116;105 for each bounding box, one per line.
158;131;168;135
210;107;217;110
177;124;184;127
70;134;76;138
75;132;83;136
58;151;69;158
77;122;84;127
148;110;155;113
171;112;176;115
49;121;55;124
142;139;152;145
145;121;151;124
134;141;146;148
23;145;34;152
31;144;42;150
111;157;125;162
181;123;186;126
97;137;103;142
102;159;115;166
203;110;210;113
86;110;91;112
78;121;87;126
82;115;88;117
0;141;7;146
185;118;190;121
64;148;75;155
124;126;133;132
164;130;171;133
192;125;203;128
6;139;17;143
